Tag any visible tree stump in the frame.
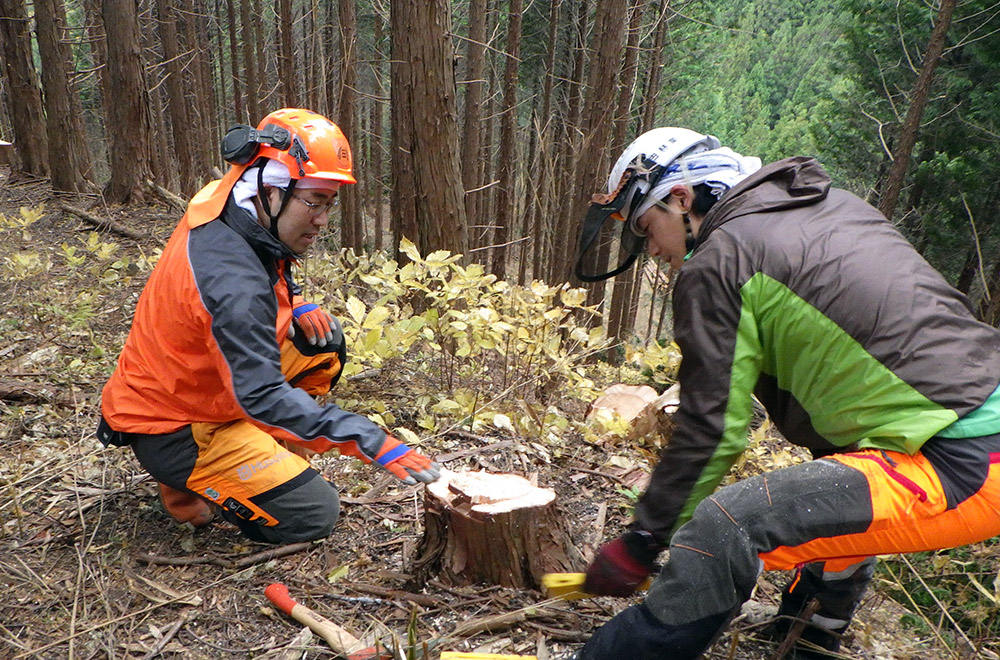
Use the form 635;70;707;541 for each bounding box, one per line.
409;469;581;590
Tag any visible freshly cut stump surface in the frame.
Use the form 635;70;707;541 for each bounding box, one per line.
410;469;579;589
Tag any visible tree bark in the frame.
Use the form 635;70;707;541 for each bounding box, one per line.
391;0;467;258
34;0;94;192
489;0;524;280
154;0;197;195
240;0;260;121
460;0;488;229
101;0;153;203
877;0;957;221
527;0;560;282
606;0;646;356
277;0;295;106
370;10;386;253
338;0;361;250
550;0;590;284
389;0;418;259
0;0;49;176
640;0;671;133
410;470;580;589
574;0;628;309
226;0;243;121
182;0;217;178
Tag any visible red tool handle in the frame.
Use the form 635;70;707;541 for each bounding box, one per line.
264;582;298;615
266;582;377;658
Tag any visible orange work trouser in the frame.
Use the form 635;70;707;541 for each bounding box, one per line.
130;337;345;543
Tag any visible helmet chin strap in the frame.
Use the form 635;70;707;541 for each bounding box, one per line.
256;162;297;241
683;212;696;252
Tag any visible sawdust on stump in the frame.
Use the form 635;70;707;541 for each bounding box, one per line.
408;469;581;590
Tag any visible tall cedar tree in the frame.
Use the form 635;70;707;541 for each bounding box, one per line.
461;0;488;242
338;0;362;250
390;0;467;258
33;0;93;192
155;0;198;195
0;0;49;176
101;0;153;203
489;0;524;279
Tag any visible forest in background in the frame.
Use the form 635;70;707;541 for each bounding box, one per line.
2;0;1000;346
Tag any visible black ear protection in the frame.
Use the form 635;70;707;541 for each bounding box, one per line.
220;123;293;165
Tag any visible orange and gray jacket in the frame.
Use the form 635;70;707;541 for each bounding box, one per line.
636;156;1000;542
100;169;386;458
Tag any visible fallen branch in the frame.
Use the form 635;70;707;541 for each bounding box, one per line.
344;582;441;608
0;377;79;408
59;203;145;241
232;541;316;568
137;540;316;569
451;606;548;638
144;179;187;213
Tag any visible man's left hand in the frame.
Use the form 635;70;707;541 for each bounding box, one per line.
292;300;335;347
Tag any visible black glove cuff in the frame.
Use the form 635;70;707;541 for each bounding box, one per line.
622;529;664;569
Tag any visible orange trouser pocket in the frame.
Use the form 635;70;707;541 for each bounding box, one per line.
186;420;311;527
761;449;1000;573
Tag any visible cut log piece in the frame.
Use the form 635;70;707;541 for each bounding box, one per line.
409;469;581;590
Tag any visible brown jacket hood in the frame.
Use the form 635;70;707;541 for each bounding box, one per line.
696;156;831;245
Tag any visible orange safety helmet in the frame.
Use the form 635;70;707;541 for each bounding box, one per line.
221;108;356;185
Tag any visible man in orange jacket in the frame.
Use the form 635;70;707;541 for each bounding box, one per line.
98;108;439;543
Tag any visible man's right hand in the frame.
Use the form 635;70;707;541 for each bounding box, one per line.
584;529;662;596
373;436;441;485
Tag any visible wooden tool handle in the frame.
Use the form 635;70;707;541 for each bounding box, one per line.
265;583;365;655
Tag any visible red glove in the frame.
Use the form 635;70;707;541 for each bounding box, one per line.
374;436;441;485
292;298;335;347
584;530;662;597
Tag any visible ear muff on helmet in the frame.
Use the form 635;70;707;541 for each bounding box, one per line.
220;123;296;165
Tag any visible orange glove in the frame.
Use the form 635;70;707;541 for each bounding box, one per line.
374;436;441;485
292;299;335;347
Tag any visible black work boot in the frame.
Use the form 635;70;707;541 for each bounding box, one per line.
772;561;874;659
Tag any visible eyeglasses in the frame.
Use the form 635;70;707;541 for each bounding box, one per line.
279;187;338;215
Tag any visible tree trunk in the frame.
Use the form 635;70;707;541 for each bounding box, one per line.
640;0;670;133
277;0;296;106
155;0;197;194
527;0;560;282
410;470;580;589
550;0;590;284
393;0;468;258
460;0;488;230
574;0;628;309
606;0;645;356
390;0;418;259
338;0;361;251
489;0;524;280
183;0;218;178
369;11;385;253
34;0;94;192
101;0;153;203
0;0;49;176
240;0;260;121
877;0;957;221
226;0;243;121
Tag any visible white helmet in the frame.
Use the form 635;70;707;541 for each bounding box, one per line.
607;127;721;223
